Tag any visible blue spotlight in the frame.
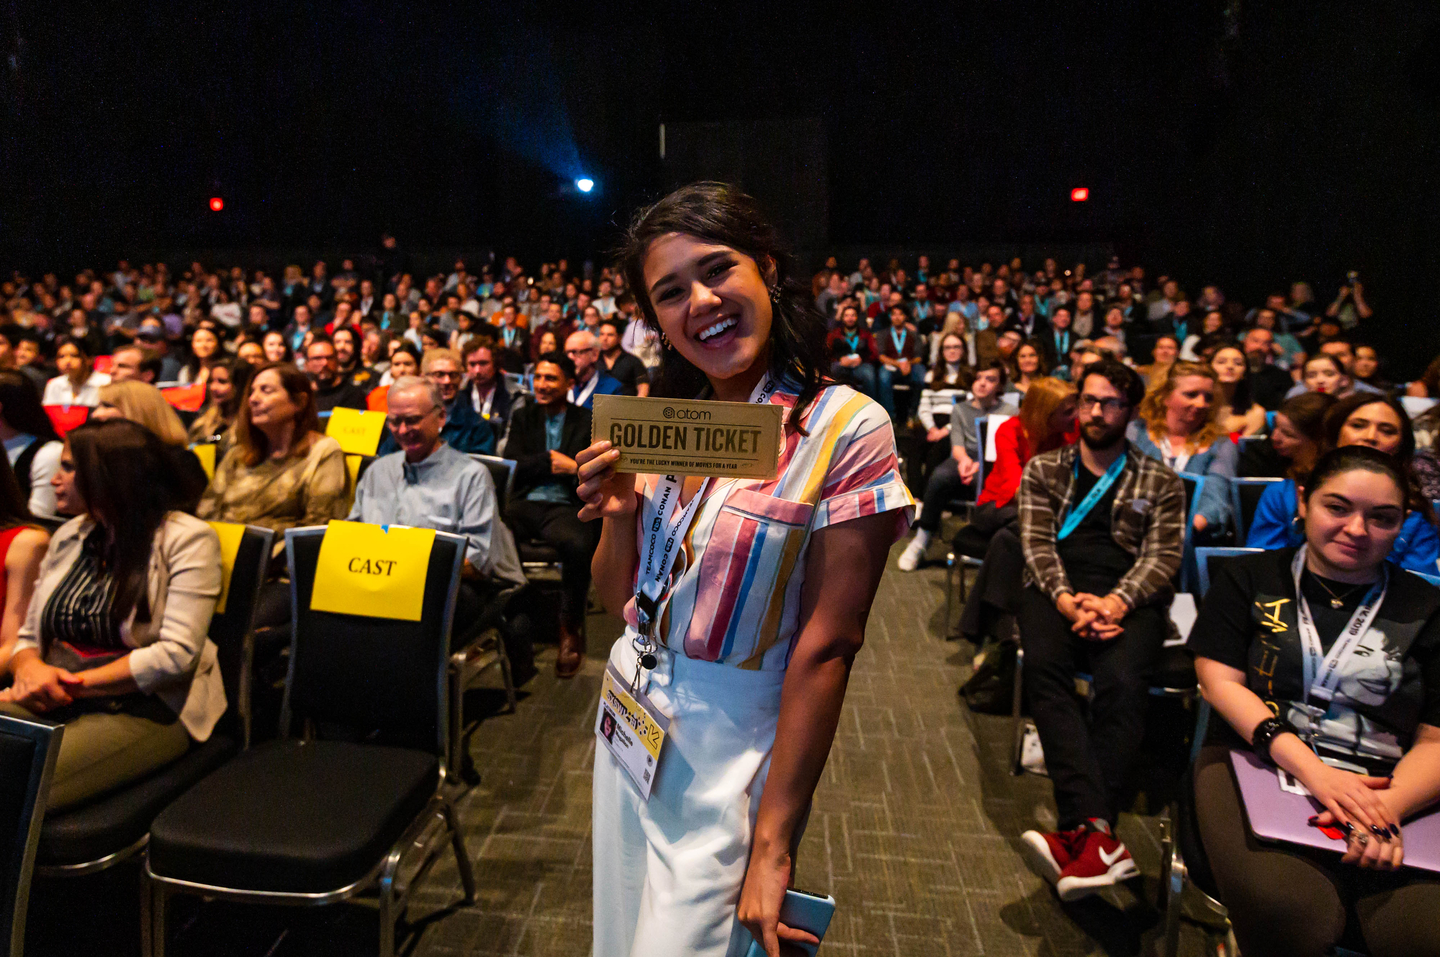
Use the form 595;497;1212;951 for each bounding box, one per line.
575;177;595;193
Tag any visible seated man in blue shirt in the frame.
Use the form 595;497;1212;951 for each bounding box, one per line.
350;376;527;668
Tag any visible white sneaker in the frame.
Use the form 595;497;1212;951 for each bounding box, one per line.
897;538;926;571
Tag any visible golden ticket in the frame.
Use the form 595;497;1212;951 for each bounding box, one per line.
592;394;783;479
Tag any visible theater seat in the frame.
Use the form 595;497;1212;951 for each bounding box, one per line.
37;735;237;871
148;740;439;894
1153;645;1198;694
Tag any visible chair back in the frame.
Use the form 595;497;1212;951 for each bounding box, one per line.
1177;473;1206;593
1235;434;1267;461
1229;477;1283;544
282;525;465;758
469;454;517;515
206;525;274;748
1194;546;1264;597
0;714;62;957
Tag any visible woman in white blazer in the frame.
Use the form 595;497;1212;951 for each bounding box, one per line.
1;420;222;811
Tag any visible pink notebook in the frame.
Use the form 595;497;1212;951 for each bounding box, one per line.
1229;749;1440;873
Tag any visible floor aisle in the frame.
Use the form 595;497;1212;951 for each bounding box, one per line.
27;539;1218;956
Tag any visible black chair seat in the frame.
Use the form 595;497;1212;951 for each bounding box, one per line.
148;740;439;893
38;734;238;867
517;540;561;564
951;524;990;559
1154;645;1197;691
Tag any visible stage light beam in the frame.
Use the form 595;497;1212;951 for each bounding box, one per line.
575;178;594;193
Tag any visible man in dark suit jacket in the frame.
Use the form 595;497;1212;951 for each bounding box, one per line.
503;352;597;678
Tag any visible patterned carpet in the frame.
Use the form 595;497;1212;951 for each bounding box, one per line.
26;535;1223;956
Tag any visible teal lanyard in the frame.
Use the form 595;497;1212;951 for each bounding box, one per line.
1057;452;1127;540
891;329;907;353
845;332;860;352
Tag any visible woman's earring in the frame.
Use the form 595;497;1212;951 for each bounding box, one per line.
769;284;783;304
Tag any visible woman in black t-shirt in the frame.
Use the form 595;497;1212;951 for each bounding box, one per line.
1190;446;1440;957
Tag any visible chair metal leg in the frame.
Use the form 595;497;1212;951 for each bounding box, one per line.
1163;839;1187;957
146;879;168;957
944;552;955;634
442;797;478;904
378;866;396;957
496;632;517;714
1010;645;1026;775
449;659;465;775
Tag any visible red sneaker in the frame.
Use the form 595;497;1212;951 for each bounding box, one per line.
1019;827;1086;885
1055;820;1139;901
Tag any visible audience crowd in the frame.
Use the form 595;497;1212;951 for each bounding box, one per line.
2;245;1439;956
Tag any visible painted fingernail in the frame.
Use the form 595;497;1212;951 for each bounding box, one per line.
1371;825;1389;838
1390;825;1401;837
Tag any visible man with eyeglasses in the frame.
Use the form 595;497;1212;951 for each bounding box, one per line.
1015;359;1185;904
350;376;528;673
376;347;495;455
304;334;368;414
562;329;623;411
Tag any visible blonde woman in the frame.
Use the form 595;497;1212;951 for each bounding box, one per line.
92;380;210;512
1128;361;1236;534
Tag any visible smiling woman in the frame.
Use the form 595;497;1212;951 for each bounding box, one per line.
576;183;913;957
1189;445;1440;956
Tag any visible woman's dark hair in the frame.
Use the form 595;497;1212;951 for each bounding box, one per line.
1323;392;1415;463
390;341;422;367
54;334;93;360
209;356;255;420
0;453;35;531
0;371;59;440
184;325;222;380
971;357;1009;391
261;330;294;363
1211;345;1255;410
926;333;970;388
1012;337;1051;379
67;420;183;626
617;182;829;434
1303;352;1346;381
1300;445;1412;515
1321;392;1431;519
1277;392;1335;447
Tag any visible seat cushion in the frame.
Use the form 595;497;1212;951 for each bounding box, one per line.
148;740;439;893
517;540;561;564
1154;644;1197;691
39;735;239;867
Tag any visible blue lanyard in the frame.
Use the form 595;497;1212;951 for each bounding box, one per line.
891;329;907;353
1057;452;1127;540
845;332;860;352
1054;330;1069;355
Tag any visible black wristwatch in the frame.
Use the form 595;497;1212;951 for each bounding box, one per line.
1251;716;1300;766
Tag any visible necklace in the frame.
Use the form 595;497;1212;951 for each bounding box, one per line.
1310;572;1368;609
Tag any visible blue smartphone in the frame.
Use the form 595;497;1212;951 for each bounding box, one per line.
742;888;836;957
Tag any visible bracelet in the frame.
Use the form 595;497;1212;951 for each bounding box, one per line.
1251;716;1300;766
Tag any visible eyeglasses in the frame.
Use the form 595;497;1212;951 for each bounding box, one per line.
1079;394;1129;414
566;347;597;356
385;408;440;429
427;370;463;380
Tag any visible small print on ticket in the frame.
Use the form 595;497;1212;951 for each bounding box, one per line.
592;394;783;479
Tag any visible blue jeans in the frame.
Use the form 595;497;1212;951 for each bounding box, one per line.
830;360;877;398
878;364;926;419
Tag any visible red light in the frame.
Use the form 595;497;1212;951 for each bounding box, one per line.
209;197;224;212
1070;187;1089;202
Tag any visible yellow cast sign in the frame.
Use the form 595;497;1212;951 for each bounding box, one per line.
206;521;247;614
326;407;387;455
309;521;436;621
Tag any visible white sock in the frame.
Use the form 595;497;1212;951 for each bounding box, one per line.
912;529;931;550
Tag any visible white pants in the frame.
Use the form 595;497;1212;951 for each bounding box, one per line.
593;636;787;957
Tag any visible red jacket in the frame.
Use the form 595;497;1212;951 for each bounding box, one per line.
977;417;1078;508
